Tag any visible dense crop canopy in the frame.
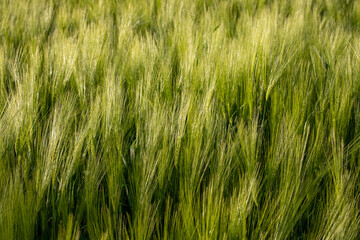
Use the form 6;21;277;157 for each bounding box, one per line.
1;0;360;239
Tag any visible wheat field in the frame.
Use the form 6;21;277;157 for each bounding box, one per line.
1;0;360;239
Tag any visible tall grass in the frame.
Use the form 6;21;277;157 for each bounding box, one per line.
1;0;360;239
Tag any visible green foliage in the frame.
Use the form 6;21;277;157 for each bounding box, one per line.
1;0;360;239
